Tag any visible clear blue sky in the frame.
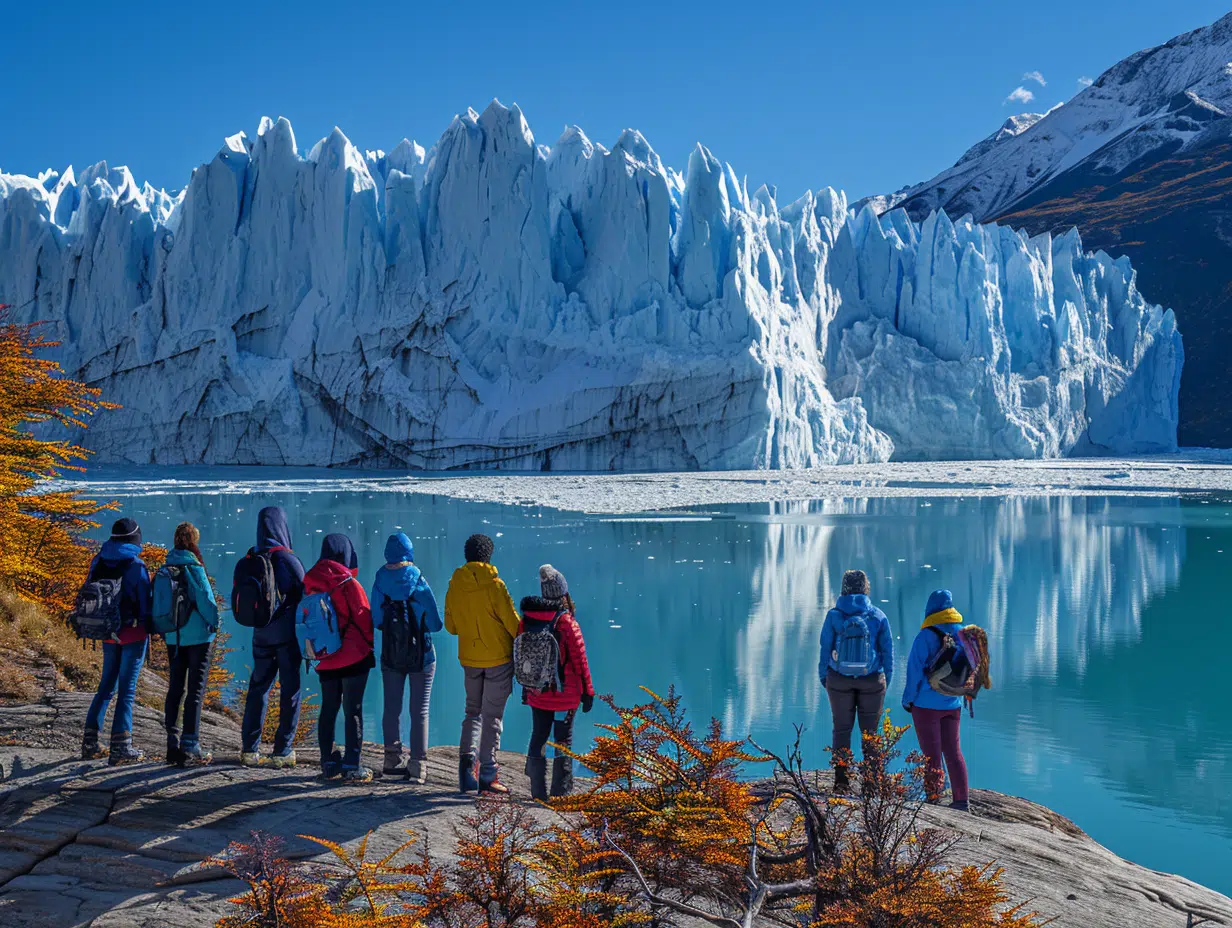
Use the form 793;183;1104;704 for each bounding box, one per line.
2;1;1227;202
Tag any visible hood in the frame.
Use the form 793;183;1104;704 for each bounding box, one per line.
320;533;358;570
257;506;293;551
99;540;143;565
165;548;201;567
384;532;414;564
307;556;356;586
835;593;872;615
520;594;562;626
376;561;423;599
450;561;500;592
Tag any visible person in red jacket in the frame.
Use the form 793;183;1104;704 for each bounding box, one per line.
304;533;375;783
520;564;594;800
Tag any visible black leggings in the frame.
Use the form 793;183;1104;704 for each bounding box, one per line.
165;642;213;749
319;668;370;767
528;707;577;758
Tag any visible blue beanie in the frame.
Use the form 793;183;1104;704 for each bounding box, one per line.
925;589;954;618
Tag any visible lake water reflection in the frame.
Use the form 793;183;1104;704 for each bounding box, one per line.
83;475;1232;894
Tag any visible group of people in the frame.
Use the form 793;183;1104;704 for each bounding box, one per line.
76;508;594;800
77;515;976;809
819;569;977;811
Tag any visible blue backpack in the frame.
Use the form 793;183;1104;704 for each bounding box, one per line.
833;611;877;676
296;578;352;665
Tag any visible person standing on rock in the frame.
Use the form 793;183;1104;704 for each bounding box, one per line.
902;589;971;812
444;533;521;794
306;533;376;783
371;532;443;784
236;506;305;768
519;565;595;801
819;569;894;794
81;518;152;765
161;522;221;766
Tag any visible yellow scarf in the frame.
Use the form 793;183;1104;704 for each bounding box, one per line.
922;607;963;630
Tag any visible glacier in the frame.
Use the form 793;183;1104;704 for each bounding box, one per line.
0;102;1182;469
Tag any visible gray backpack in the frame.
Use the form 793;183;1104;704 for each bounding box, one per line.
513;613;563;693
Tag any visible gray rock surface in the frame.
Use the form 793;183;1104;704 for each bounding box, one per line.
1;694;1229;928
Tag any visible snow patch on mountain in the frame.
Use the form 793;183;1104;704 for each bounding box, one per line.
0;103;1183;469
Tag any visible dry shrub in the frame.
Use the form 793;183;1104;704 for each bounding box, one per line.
0;586;102;698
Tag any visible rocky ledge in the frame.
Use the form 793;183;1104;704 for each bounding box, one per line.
1;694;1229;928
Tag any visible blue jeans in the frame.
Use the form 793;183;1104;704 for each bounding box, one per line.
85;639;148;738
241;642;302;755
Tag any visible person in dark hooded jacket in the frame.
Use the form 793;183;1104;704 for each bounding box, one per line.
371;532;442;783
239;506;306;768
82;518;152;764
305;533;375;783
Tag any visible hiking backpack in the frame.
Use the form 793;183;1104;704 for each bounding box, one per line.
69;563;126;642
232;548;284;628
925;625;992;715
149;564;193;642
833;611;877;677
380;596;426;674
513;613;565;693
296;578;352;664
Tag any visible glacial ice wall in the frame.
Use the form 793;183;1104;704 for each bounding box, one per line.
0;102;1182;468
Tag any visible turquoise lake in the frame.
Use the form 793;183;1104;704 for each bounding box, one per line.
79;470;1232;895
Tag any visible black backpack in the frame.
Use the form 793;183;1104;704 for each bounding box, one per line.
232;548;283;628
69;560;129;642
380;596;426;674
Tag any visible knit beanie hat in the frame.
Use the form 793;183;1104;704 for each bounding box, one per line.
539;564;569;600
110;518;142;545
464;533;494;563
841;569;870;596
925;589;954;618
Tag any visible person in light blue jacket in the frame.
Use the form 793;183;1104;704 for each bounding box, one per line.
819;569;895;793
371;532;443;783
162;522;222;767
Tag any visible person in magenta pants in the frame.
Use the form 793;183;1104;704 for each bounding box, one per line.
901;589;970;812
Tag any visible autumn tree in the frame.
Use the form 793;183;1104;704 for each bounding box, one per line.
0;310;114;613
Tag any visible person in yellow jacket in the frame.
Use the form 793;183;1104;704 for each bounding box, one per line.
444;533;521;794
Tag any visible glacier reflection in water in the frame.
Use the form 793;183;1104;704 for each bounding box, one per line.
83;479;1231;894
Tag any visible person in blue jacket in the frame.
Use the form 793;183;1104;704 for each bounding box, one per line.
901;589;970;812
239;506;306;768
82;518;153;764
371;532;443;784
819;569;894;794
162;522;221;766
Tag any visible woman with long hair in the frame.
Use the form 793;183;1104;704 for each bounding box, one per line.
162;522;221;766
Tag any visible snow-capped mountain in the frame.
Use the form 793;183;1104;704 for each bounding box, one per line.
883;12;1232;448
0;104;1181;469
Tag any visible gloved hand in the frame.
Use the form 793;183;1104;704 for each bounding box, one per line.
902;703;914;714
581;694;594;713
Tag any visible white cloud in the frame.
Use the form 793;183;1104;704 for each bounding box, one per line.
1078;76;1094;88
1005;86;1036;105
1023;70;1047;86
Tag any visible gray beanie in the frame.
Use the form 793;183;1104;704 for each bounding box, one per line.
539;564;569;600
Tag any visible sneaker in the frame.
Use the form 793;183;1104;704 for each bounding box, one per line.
949;799;971;813
342;765;375;784
478;775;510;795
269;750;296;769
182;746;213;766
240;752;263;767
407;759;428;785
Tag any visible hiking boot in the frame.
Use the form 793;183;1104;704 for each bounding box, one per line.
478;774;510;795
269;750;297;770
383;743;409;778
320;749;343;781
949;799;971;813
459;753;479;793
832;765;851;796
342;765;375;784
407;759;428;785
166;737;184;767
550;757;574;798
240;752;263;768
526;756;548;802
108;732;144;766
182;745;213;766
81;729;107;761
